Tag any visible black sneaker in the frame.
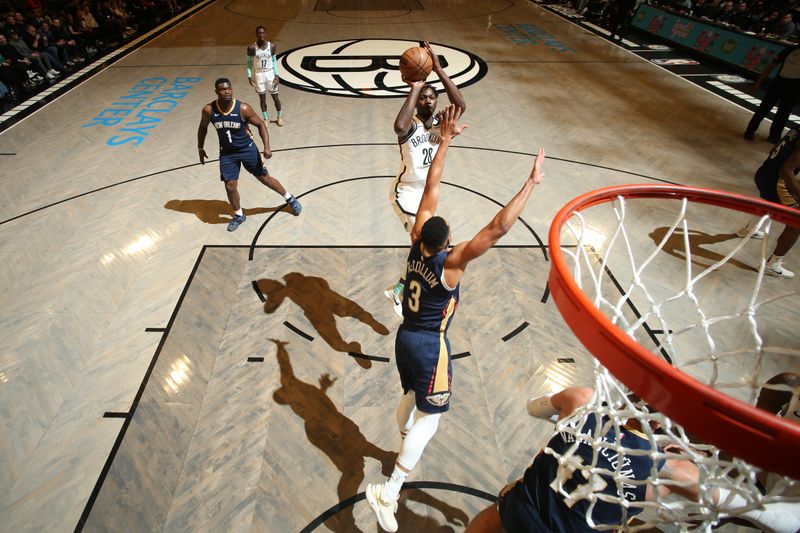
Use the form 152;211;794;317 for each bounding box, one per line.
743;130;754;140
227;213;246;232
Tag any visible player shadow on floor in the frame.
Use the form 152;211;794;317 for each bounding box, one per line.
271;340;470;533
164;199;281;224
257;272;390;369
649;227;758;273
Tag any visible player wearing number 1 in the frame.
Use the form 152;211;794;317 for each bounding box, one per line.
384;41;467;318
197;78;301;232
365;105;546;533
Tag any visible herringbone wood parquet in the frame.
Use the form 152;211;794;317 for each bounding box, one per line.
0;0;795;531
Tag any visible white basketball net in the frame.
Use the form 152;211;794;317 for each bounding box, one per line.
551;194;800;531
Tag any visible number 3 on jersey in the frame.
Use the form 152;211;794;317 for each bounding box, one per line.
407;280;422;312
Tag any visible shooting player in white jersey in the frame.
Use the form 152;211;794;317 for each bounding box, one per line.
247;26;284;127
384;42;466;317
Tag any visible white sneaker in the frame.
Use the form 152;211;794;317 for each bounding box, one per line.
766;260;795;278
45;71;57;80
383;288;403;318
365;483;398;532
736;226;764;239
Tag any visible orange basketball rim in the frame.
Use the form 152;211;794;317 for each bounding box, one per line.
548;184;800;480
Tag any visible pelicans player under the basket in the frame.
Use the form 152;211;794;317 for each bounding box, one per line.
365;105;547;533
466;385;800;533
384;42;466;317
247;26;284;127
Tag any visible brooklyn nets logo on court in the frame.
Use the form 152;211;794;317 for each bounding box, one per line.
277;39;487;98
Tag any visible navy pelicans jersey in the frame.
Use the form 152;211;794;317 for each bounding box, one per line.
210;99;253;154
523;415;664;531
402;240;459;331
253;41;274;74
756;129;800;202
396;115;442;187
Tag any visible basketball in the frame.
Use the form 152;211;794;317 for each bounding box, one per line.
399;46;433;82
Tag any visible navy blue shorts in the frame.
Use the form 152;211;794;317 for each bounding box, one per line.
395;326;452;414
219;144;268;181
754;167;780;204
498;478;551;533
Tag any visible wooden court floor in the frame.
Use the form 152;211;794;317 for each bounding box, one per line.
0;0;795;531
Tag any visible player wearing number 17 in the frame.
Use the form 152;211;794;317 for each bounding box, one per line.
247;26;284;127
365;105;547;533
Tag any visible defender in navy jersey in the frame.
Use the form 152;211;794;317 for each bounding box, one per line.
736;129;800;278
197;78;301;232
384;42;466;318
466;387;710;533
366;105;546;533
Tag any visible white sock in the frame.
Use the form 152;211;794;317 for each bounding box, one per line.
283;192;293;201
235;208;243;216
382;465;409;502
768;254;784;265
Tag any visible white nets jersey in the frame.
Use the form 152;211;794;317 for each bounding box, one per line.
395;115;441;187
253;41;274;74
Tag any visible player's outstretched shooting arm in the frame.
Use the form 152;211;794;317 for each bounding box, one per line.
394;80;425;135
424;41;466;114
